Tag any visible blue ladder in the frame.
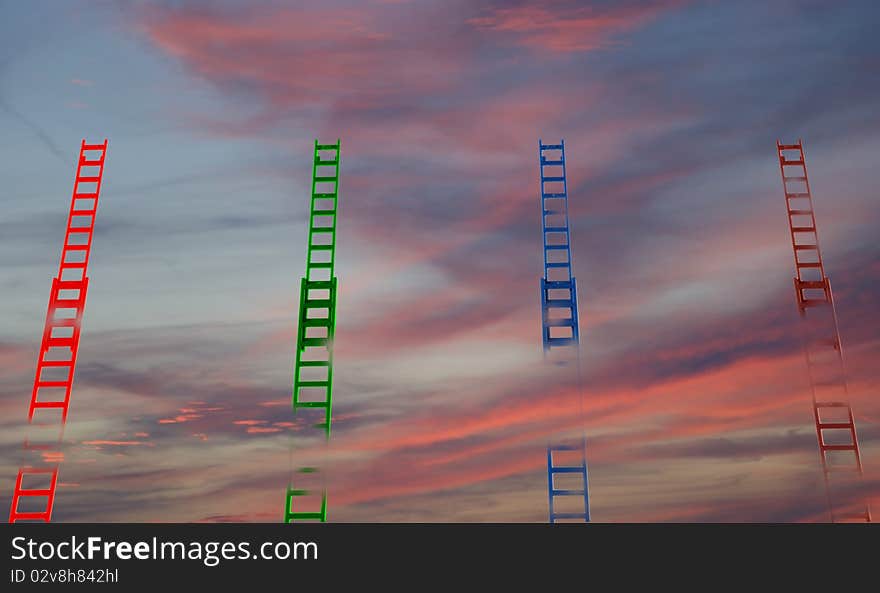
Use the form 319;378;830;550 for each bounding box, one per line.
539;140;580;350
539;139;590;523
547;441;590;523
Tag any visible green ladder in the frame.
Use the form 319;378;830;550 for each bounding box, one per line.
285;139;341;523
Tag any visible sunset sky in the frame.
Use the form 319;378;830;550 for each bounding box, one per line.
1;0;878;522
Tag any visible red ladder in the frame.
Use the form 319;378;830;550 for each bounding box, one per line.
9;139;108;523
776;140;871;523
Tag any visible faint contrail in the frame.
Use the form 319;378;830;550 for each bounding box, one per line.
0;95;68;163
0;2;74;163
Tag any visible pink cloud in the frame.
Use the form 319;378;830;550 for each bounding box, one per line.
158;414;202;424
246;426;282;434
259;399;288;407
81;440;152;446
137;3;461;124
468;1;688;53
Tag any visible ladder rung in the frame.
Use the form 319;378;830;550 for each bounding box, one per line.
551;489;585;496
784;176;807;182
549;466;585;474
544;244;569;250
794;244;818;250
542;193;567;199
818;422;853;430
312;193;337;199
80;158;103;166
820;444;856;451
546;337;577;347
791;226;815;233
76;176;101;183
35;380;70;388
61;262;86;270
780;159;804;166
9;512;51;522
543;226;568;233
15;486;54;496
303;299;334;310
544;280;572;289
82;143;107;151
550;512;588;520
285;513;324;521
303;280;334;289
314;176;337;183
38;360;73;368
542;176;564;183
778;143;801;150
297;381;330;388
544;318;574;328
74;192;99;200
786;193;810;199
815;401;848;408
31;401;67;410
315;143;339;150
294;400;330;408
298;360;330;368
541;159;564;166
797;280;825;289
545;263;571;269
540;144;563;150
797;262;822;269
52;301;83;310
